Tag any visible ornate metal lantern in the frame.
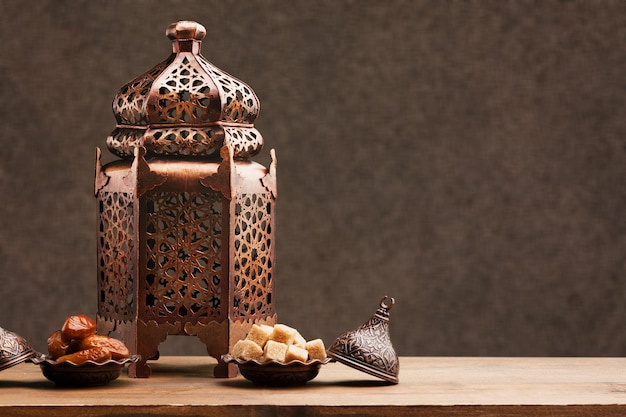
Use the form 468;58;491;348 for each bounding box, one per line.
94;21;277;378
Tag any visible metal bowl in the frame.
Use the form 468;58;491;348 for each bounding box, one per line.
222;354;330;386
32;355;140;386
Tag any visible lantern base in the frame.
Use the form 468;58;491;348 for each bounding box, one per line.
97;314;276;378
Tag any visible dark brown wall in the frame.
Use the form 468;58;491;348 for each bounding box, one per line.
1;0;625;357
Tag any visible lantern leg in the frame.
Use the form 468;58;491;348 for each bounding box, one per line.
128;359;152;378
126;319;178;378
95;315;152;378
214;359;239;378
184;321;238;378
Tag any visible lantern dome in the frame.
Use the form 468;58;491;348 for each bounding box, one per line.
107;21;263;160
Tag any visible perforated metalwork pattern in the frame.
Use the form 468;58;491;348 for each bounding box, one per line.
106;128;144;158
232;193;274;318
145;127;220;156
107;22;263;161
198;59;259;124
223;126;263;159
97;191;136;320
144;191;226;322
107;127;223;159
152;56;217;124
113;57;175;126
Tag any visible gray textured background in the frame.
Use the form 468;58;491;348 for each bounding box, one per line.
0;0;625;358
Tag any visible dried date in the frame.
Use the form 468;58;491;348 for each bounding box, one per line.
56;347;112;364
47;330;70;359
78;335;130;360
61;314;97;340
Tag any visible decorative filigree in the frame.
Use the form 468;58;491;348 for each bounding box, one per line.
143;190;226;322
106;21;262;160
0;327;36;371
197;59;259;124
223;126;263;159
97;22;276;379
108;125;261;160
124;146;167;198
144;127;221;157
113;56;175;126
97;191;136;320
150;56;217;124
107;128;147;159
327;297;399;384
200;145;233;200
232;192;274;319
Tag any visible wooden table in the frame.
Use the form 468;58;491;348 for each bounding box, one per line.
1;356;625;416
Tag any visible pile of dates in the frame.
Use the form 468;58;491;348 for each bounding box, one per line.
47;314;130;364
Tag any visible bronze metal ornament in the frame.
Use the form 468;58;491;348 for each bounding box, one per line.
95;21;277;378
0;327;39;372
327;297;400;384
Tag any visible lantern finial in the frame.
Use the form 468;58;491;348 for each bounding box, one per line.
166;21;206;41
166;21;206;54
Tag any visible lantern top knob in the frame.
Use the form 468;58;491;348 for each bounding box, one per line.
166;21;206;41
107;21;263;161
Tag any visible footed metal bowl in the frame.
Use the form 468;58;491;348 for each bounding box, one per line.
222;354;330;386
32;355;140;386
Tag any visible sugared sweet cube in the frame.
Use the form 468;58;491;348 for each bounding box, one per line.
263;340;288;362
232;339;263;361
246;324;273;349
285;344;309;362
305;339;327;361
270;324;298;345
292;331;307;349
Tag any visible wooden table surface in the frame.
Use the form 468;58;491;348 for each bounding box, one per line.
1;356;625;416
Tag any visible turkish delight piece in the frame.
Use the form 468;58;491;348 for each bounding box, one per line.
263;340;288;362
305;339;327;361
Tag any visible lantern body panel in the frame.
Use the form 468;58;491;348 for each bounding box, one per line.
97;190;137;322
96;154;276;377
142;188;228;324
